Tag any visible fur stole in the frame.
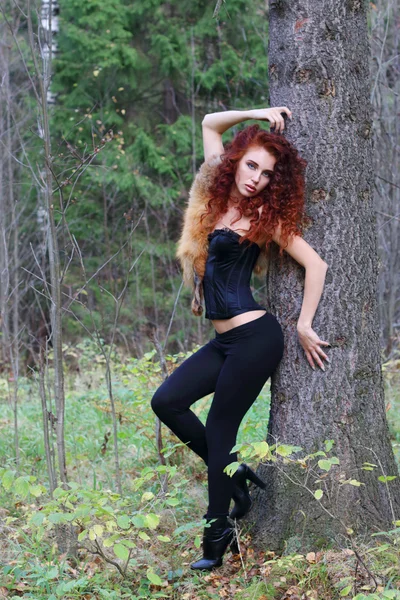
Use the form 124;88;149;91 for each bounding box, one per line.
175;153;270;317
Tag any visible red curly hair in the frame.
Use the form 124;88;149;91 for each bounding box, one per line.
199;124;310;260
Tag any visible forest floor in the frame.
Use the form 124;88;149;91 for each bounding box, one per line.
0;340;399;599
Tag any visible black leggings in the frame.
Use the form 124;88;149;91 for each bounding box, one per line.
150;311;284;519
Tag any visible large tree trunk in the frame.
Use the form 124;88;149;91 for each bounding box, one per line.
249;0;400;553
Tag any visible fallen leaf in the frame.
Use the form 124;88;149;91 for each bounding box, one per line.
306;551;316;563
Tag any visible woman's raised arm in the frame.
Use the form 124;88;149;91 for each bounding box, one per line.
201;107;292;162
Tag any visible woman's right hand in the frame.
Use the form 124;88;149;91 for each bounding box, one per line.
249;107;292;133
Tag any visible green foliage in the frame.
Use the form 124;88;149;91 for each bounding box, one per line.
33;0;272;346
0;347;399;597
3;0;400;597
351;592;400;599
226;437;400;544
5;0;275;353
0;463;205;590
0;342;274;595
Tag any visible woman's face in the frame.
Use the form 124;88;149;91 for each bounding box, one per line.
232;146;277;200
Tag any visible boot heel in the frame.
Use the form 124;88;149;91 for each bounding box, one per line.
190;518;234;571
230;537;239;555
247;467;266;489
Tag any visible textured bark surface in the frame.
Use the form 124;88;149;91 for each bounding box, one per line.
248;0;400;553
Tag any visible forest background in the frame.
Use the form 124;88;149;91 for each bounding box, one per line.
1;0;398;363
0;0;399;598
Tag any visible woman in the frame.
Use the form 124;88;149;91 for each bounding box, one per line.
151;107;330;571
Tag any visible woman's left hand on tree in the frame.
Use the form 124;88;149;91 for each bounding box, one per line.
296;324;331;371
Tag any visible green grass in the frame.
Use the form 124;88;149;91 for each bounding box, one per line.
0;340;399;599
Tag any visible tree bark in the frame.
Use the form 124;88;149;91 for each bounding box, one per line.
0;37;9;373
26;0;67;485
0;23;21;469
249;0;400;553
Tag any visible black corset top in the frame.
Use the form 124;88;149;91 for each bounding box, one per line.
202;227;267;320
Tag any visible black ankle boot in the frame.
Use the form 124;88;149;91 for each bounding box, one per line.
229;463;267;521
190;515;238;571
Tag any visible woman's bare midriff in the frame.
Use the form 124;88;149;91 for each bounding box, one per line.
211;310;267;334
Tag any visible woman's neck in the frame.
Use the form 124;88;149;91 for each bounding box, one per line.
228;186;244;206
